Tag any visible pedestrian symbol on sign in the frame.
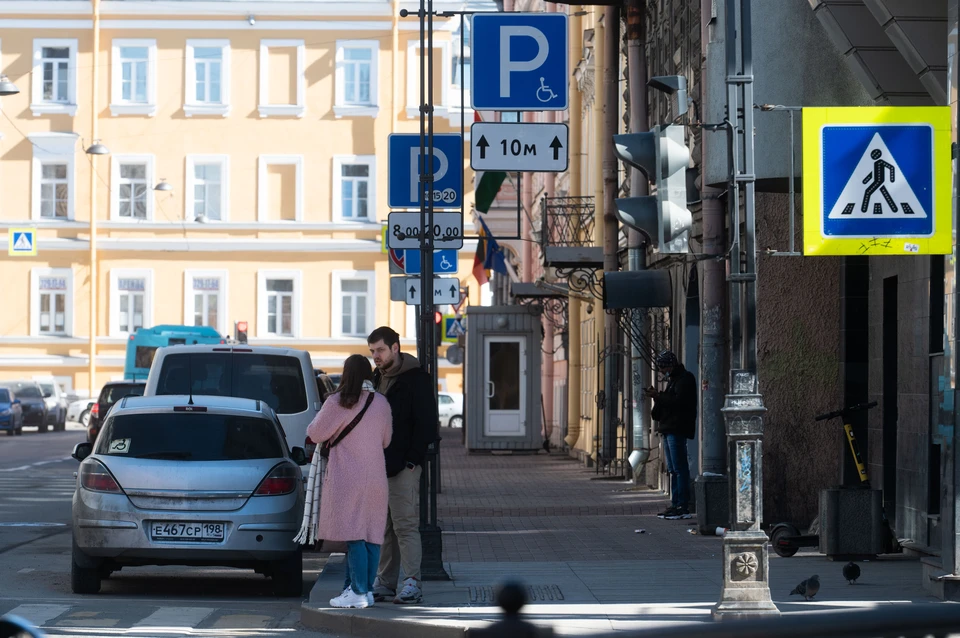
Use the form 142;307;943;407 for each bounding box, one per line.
8;228;37;256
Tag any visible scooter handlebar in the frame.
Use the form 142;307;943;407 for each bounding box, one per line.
814;401;878;422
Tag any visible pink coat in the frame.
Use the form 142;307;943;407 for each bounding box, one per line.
305;391;392;545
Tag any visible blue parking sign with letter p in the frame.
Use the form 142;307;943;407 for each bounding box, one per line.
471;13;568;111
388;134;463;209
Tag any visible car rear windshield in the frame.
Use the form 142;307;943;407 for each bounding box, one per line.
39;384;54;397
155;353;308;415
13;385;41;399
101;384;145;404
0;389;10;403
96;412;284;460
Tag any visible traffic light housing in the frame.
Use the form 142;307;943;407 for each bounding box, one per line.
235;321;248;344
612;124;692;254
433;311;443;348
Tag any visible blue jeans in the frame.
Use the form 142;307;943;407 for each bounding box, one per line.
343;541;381;595
663;434;690;510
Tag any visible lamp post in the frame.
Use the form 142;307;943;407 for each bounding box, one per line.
0;75;19;96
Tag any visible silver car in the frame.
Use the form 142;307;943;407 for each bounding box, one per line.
70;394;307;596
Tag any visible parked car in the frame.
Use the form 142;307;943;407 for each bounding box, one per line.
67;398;96;426
144;345;321;453
0;381;47;432
314;368;337;399
35;378;68;431
70;394;306;596
0;387;23;436
88;381;146;443
438;392;464;428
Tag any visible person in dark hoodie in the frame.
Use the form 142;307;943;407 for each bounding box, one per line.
366;326;437;605
645;350;697;520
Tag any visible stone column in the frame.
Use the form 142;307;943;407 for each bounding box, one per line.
712;370;779;619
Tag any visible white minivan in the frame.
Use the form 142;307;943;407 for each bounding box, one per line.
142;345;321;452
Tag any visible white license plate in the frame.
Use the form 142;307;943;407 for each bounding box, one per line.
151;522;224;542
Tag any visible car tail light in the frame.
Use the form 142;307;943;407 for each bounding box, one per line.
254;463;298;496
91;403;99;418
304;436;317;462
79;460;123;494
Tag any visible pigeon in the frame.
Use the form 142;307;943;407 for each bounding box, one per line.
843;561;860;585
789;575;820;600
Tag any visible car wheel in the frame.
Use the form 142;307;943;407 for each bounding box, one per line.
80;410;91;427
449;415;463;428
71;542;102;594
270;548;303;597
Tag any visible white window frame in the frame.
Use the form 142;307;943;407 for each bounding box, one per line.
110;39;157;116
184;39;231;118
257;155;303;223
256;270;302;339
29;132;77;221
406;40;449;118
332;155;376;223
258;39;305;118
30;267;73;337
110;154;155;221
109;268;154;337
31;39;78;116
332;270;376;339
334;40;379;119
183;269;228;335
405;303;417;340
450;16;471;110
185;154;229;222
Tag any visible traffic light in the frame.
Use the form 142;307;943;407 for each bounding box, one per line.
235;321;248;344
612;123;692;254
433;311;443;348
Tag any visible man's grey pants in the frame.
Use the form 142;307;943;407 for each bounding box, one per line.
377;465;422;586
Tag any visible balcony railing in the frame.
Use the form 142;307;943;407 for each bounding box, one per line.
540;196;596;251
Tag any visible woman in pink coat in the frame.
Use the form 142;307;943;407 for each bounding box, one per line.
305;354;392;609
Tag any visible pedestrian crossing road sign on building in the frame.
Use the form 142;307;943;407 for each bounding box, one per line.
8;228;36;256
802;106;951;256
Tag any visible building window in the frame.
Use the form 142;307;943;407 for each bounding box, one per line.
257;271;301;338
110;39;157;116
185;40;231;117
184;271;227;333
31;39;78;116
186;156;229;222
406;40;450;118
111;155;154;221
40;163;69;219
333;271;375;338
332;155;375;222
257;155;303;222
31;268;73;337
451;17;471;108
258;39;305;118
110;270;153;336
334;41;379;118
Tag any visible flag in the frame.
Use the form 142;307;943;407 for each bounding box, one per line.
473;111;507;214
477;216;508;275
472;223;490;285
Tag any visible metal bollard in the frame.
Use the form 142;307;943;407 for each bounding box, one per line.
469;580;553;638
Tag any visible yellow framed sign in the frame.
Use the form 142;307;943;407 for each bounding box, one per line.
802;106;952;256
8;228;36;256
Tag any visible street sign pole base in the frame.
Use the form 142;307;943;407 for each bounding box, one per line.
419;527;450;581
711;530;779;619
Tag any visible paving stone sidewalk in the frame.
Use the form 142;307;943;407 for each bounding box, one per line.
301;428;941;637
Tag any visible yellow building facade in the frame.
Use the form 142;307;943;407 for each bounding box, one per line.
0;0;483;397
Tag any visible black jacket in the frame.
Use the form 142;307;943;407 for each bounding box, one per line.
373;356;439;477
651;363;697;439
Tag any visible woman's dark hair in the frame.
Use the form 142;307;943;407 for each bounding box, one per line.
336;354;374;409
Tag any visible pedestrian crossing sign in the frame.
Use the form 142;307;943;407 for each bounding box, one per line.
803;106;952;256
443;315;465;343
8;228;36;256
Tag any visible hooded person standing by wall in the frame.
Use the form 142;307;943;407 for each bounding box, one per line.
366;326;438;605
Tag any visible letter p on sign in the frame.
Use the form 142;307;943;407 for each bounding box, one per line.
499;26;549;98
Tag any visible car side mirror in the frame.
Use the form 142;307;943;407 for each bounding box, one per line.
290;447;308;466
72;442;93;462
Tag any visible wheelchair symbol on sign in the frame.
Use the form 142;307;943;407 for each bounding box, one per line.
439;255;453;271
537;77;557;103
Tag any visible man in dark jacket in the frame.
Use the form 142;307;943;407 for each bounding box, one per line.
645;350;696;520
367;326;437;604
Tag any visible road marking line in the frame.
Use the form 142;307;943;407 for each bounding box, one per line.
210;614;272;629
4;604;72;626
0;458;73;472
133;607;215;628
17;568;35;573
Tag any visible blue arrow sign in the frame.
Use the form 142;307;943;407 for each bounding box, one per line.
388;134;463;209
471;12;568;111
404;249;459;275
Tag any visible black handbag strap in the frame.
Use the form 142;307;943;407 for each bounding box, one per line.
326;392;375;451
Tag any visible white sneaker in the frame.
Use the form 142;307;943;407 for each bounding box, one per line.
330;588;372;608
372;577;396;602
394;577;423;604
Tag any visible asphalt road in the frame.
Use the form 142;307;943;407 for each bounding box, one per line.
0;423;338;638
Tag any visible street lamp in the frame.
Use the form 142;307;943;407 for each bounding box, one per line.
84;140;110;155
154;179;173;192
0;75;19;97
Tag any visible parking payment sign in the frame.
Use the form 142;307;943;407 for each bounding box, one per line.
471;13;568;111
802;107;951;256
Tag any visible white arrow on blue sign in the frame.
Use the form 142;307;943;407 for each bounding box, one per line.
471;12;568;111
404;249;459;275
388;134;463;209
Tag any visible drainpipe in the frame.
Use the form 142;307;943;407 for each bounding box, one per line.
565;4;584;450
626;0;651;482
601;3;620;462
590;8;605;463
88;0;101;397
